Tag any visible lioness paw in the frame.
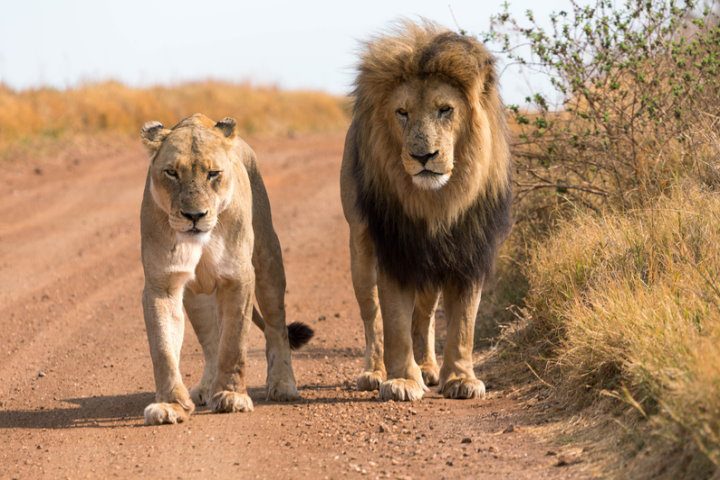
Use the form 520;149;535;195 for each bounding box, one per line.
441;378;486;399
190;383;211;406
144;402;192;426
211;391;254;413
379;378;424;402
357;370;386;391
420;363;440;387
267;380;300;402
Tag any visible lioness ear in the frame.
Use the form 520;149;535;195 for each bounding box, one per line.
140;121;170;155
215;117;237;138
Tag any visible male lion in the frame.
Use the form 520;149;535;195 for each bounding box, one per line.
340;22;512;401
139;113;312;425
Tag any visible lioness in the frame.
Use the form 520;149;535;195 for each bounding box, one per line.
341;22;512;401
140;114;312;425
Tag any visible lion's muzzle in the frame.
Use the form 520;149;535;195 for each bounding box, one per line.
410;150;439;166
181;210;208;224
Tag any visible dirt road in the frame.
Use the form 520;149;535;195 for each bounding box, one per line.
0;134;591;479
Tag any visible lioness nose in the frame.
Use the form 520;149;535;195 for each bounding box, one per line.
181;210;208;223
410;150;439;166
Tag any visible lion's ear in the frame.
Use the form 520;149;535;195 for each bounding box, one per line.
140;121;170;155
215;117;237;138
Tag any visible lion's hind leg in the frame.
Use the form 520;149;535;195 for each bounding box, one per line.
253;231;300;402
184;290;219;406
412;289;441;386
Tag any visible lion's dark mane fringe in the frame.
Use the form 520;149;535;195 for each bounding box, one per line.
353;153;512;290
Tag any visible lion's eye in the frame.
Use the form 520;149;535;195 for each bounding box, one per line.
439;106;454;117
164;169;179;179
208;170;222;180
395;108;409;119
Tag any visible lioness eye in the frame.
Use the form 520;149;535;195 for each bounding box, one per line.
395;108;409;119
164;169;178;179
208;170;222;180
439;106;454;117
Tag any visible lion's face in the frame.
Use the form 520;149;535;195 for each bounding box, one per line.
389;79;467;191
142;116;237;242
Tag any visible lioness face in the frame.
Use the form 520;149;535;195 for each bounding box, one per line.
389;79;467;190
148;125;235;242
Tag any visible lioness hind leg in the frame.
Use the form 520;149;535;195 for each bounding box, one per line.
142;285;195;425
211;275;255;413
412;289;441;386
377;272;425;401
350;227;386;391
438;282;486;399
253;231;299;402
183;290;219;406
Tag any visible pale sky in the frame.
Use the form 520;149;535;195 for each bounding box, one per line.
0;0;574;104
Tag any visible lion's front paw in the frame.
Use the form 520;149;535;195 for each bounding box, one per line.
267;380;299;402
440;377;486;399
144;402;193;425
379;378;424;402
190;383;211;406
211;391;254;413
357;370;386;391
420;363;440;386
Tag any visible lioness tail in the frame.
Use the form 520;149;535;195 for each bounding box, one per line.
252;307;314;350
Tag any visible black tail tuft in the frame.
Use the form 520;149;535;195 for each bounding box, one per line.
287;322;314;350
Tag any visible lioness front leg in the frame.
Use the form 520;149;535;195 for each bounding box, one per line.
350;226;386;391
412;289;441;386
211;274;255;413
377;272;425;401
143;283;195;425
183;290;219;406
439;282;486;399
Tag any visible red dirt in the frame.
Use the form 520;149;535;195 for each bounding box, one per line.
0;134;593;479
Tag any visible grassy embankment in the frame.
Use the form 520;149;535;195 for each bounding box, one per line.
484;1;720;477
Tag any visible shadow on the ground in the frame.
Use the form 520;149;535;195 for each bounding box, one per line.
247;385;378;407
283;346;365;360
0;384;379;430
0;392;153;430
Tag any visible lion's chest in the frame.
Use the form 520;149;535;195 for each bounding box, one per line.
170;233;236;295
360;188;512;289
166;237;205;274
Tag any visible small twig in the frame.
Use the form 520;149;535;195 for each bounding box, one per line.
448;5;465;34
525;361;555;389
515;182;610;196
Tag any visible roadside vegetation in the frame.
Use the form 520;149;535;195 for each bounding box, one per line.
483;0;720;477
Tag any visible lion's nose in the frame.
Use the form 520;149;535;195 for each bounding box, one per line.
410;150;439;166
181;210;208;223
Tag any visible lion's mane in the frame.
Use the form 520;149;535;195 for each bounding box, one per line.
349;22;512;289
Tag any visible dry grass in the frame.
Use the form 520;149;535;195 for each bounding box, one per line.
484;6;720;474
0;81;349;150
518;183;720;477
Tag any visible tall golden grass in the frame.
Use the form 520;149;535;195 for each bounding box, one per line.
0;80;349;148
517;183;720;477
